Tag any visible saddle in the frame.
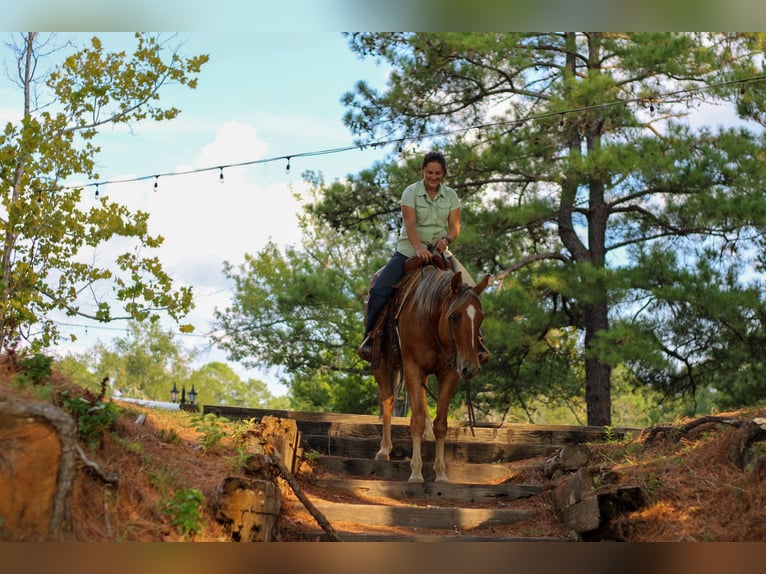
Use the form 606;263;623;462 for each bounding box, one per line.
402;252;452;274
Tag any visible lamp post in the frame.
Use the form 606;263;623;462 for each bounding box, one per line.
170;382;179;403
180;385;186;405
188;384;198;406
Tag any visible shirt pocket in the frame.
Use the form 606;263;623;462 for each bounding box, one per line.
435;196;451;223
415;196;437;225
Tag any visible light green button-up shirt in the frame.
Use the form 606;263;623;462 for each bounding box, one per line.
395;180;461;258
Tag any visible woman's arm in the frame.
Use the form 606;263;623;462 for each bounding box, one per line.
402;205;432;261
436;208;461;253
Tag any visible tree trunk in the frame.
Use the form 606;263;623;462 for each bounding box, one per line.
584;301;611;426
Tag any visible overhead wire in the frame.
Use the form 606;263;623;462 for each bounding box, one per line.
45;73;766;340
35;73;766;198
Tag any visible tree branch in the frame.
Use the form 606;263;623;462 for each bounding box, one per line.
493;251;570;283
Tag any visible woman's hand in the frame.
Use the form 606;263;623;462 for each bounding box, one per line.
416;245;433;261
435;237;450;253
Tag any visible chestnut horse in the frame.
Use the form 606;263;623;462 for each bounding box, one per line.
372;264;490;483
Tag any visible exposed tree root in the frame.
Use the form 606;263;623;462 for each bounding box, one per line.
640;415;744;445
0;396;77;540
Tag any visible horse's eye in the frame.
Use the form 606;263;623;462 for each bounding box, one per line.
450;313;459;322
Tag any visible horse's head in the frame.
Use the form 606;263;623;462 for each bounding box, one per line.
446;272;490;380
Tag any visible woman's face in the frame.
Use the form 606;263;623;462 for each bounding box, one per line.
422;161;445;191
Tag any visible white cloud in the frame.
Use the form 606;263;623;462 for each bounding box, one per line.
56;121;308;396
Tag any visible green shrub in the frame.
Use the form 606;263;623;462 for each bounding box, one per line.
12;353;53;386
161;488;205;538
62;396;121;449
194;413;225;452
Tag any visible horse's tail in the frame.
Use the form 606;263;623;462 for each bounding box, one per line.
376;301;407;417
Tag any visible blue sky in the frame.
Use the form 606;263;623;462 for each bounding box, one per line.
0;32;392;396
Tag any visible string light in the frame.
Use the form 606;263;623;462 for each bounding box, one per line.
219;167;224;183
36;73;766;198
55;320;211;339
95;183;99;198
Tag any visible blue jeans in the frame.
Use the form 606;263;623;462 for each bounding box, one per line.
365;252;407;335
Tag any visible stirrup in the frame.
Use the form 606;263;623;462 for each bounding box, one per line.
358;334;374;362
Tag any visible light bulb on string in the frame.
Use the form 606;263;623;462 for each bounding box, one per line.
219;167;224;183
153;175;159;191
285;157;291;174
95;184;99;199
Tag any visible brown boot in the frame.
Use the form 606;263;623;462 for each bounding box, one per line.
357;332;374;362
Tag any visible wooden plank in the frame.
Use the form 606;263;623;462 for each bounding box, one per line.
259;416;300;474
302;434;558;463
294;420;610;446
308;477;543;504
283;500;537;530
203;405;639;443
286;530;568;542
215;476;281;542
314;455;524;484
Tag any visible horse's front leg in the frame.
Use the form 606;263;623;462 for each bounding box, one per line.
375;372;395;461
409;433;424;483
406;369;429;483
432;372;459;483
433;437;448;483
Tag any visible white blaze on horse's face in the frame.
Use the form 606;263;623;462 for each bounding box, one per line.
466;304;477;348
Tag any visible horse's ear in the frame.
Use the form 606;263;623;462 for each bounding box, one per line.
472;273;490;296
450;271;463;295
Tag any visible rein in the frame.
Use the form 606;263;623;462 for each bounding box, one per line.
448;288;480;436
434;281;480;436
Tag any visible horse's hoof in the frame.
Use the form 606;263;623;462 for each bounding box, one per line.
375;452;390;461
434;475;450;483
408;475;424;484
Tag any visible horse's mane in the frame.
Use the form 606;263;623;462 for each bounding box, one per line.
411;267;477;323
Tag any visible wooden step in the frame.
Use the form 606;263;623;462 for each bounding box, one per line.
203;405;585;541
306;477;544;504
283;530;568;542
302;434;559;463
296;419;624;446
314;455;529;483
283;500;537;531
203;405;638;444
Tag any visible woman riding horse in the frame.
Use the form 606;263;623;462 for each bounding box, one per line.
358;151;489;363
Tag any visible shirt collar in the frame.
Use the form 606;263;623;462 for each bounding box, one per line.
417;180;443;199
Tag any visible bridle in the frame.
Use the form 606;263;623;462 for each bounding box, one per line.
438;282;482;435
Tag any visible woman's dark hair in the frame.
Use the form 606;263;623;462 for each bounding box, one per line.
421;151;447;175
